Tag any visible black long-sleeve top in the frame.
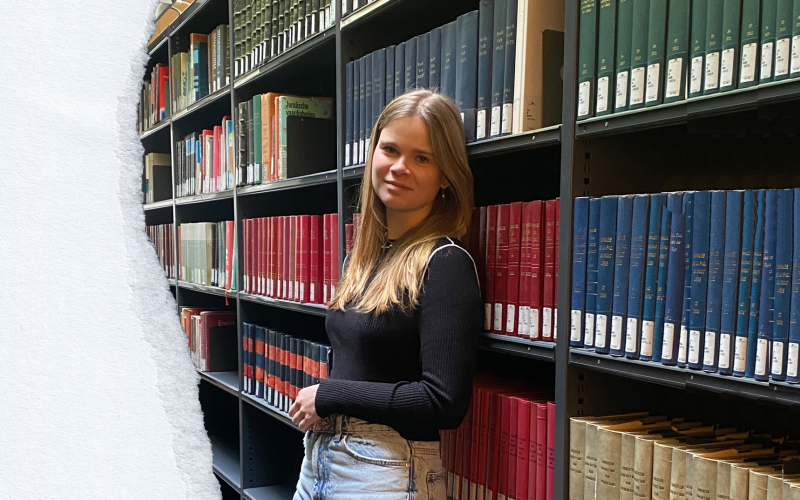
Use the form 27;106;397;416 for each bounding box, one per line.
314;237;483;441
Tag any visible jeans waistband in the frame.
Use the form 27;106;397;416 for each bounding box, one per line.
312;414;399;436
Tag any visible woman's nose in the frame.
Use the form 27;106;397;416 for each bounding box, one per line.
389;156;410;175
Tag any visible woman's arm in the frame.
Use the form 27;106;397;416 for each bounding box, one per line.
313;243;483;430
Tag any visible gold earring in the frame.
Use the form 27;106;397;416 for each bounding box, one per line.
441;188;446;199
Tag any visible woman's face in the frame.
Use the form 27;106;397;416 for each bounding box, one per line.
371;116;447;217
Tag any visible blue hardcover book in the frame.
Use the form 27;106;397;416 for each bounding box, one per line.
255;326;266;398
584;198;602;349
688;191;712;370
385;45;395;104
787;188;800;383
242;322;250;393
743;190;767;378
571;197;591;348
624;194;650;358
429;27;442;91
678;192;695;367
638;193;663;360
717;190;743;375
441;22;457;100
733;190;757;377
702;191;727;372
394;43;405;97
652;198;672;362
754;189;777;381
345;61;353;166
594;195;619;354
611;196;635;356
662;192;686;365
770;189;793;381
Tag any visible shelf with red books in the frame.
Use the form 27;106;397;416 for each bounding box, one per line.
175;189;234;206
238;293;328;318
139;118;171;140
237;169;338;197
243;484;295;500
478;332;555;362
143;199;174;211
241;392;302;433
178;280;235;298
170;85;231;125
210;434;242;491
199;370;239;396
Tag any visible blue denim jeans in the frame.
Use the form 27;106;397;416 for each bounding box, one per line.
292;414;447;499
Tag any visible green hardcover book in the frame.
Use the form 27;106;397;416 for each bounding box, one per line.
233;0;242;76
171;53;180;113
252;0;261;66
739;0;761;86
663;0;691;103
263;1;272;60
271;0;279;56
283;0;290;51
645;0;669;105
290;0;297;46
298;0;305;42
615;0;635;110
775;0;793;78
278;0;285;52
718;0;743;91
253;94;262;184
792;0;800;76
689;0;708;97
760;0;777;82
596;0;618;116
246;0;253;72
577;0;600;119
277;96;333;180
703;0;725;93
629;0;651;108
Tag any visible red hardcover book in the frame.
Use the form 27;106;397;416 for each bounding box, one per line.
460;395;474;500
345;223;354;254
289;215;297;301
477;207;488;297
470;387;483;500
310;215;323;304
323;214;332;304
526;398;538;500
478;387;493;500
225;220;234;289
199;311;236;372
255;326;265;390
241;319;250;389
283;215;291;300
262;217;268;294
212;125;220;192
494;204;510;334
484;205;498;331
266;217;274;296
453;411;465;500
158;64;169;120
508;397;519;500
486;392;502;500
515;399;531;500
542;200;557;341
535;404;547;500
518;203;533;338
498;394;511;500
299;215;311;303
256;218;263;294
529;201;544;340
553;199;560;341
244;219;251;293
276;217;284;299
506;202;523;336
331;213;340;297
546;402;555;500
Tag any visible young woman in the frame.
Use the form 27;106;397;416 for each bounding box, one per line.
290;89;482;499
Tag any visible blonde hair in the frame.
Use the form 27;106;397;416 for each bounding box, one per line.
330;89;474;314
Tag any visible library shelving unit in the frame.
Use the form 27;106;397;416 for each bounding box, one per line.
140;0;800;498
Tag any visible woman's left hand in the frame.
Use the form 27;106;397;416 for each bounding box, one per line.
289;384;321;431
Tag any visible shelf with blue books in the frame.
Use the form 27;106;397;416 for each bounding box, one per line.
238;293;328;318
242;392;301;433
478;332;555;362
243;484;295;500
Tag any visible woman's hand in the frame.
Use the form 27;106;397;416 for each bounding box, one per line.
289;384;321;431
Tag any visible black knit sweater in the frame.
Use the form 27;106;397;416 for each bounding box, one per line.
314;237;483;441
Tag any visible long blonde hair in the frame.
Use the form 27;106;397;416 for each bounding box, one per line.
330;89;474;314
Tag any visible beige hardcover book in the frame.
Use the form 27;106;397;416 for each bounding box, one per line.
670;447;689;500
597;427;624;500
729;464;775;500
784;480;800;500
206;223;214;286
622;432;644;500
750;468;779;500
716;460;742;500
691;455;719;500
511;0;566;133
635;435;670;500
654;440;681;500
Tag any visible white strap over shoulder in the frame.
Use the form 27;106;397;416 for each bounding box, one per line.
427;237;480;284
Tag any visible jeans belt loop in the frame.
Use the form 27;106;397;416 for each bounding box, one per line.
334;414;344;442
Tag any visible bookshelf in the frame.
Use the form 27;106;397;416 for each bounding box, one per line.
140;0;800;498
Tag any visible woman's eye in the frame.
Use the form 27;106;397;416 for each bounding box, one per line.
383;146;398;154
416;156;429;164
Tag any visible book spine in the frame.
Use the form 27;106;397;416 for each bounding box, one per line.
704;0;726;93
776;0;794;78
625;194;650;358
754;190;777;380
702;191;727;372
719;0;743;89
688;191;712;370
732;190;757;376
495;204;511;334
256;327;265;398
395;42;405;98
738;0;761;87
770;189;793;380
596;0;619;116
416;32;430;90
374;48;386;127
492;0;508;130
615;0;635;111
689;0;709;97
507;202;524;336
594;195;618;354
345;62;353;166
716;192;743;375
485;204;499;332
501;0;518;134
760;0;778;82
661;192;686;365
663;0;691;103
477;3;493;140
792;0;800;76
386;45;395;105
645;0;670;105
536;403;548;500
530;201;545;340
519;204;532;338
571;197;591;347
359;57;366;163
365;53;373;154
741;190;766;377
639;193;663;360
787;188;800;383
457;11;480;143
405;37;417;91
543;200;558;341
442;22;457;101
585;198;602;348
629;0;651;109
610;195;634;356
331;213;340;297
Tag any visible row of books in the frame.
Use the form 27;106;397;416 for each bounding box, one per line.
570;412;800;500
171;26;231;114
236;93;332;186
441;375;556;500
176;117;236;198
142;152;171;204
569;189;800;384
179;221;236;290
139;63;170;133
242;323;332;414
242;213;340;305
464;200;561;341
577;0;800;120
180;308;237;372
343;0;564;166
233;0;335;79
340;0;377;19
146;223;176;279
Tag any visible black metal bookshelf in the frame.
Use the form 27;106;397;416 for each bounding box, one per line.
141;0;800;498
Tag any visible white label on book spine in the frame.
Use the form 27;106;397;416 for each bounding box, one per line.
610;315;624;351
501;104;513;134
295;280;300;300
542;307;553;338
584;313;596;347
477;110;487;140
771;341;785;375
734;336;748;373
741;43;758;82
792;35;800;74
571;310;583;342
678;325;688;363
645;63;660;102
310;283;315;302
625;318;638;353
662;323;675;360
718;334;731;369
640;320;654;357
691;56;704;93
530;309;541;339
720;48;735;87
461;112;465;124
289;281;293;299
630;67;645;105
578;81;591;117
688;329;702;364
554;309;558;340
703;331;716;367
776;38;790;76
331;284;336;298
787;343;799;377
493;303;503;332
755;338;768;375
359;140;365;163
353;142;359;164
666;58;683;98
491;106;502;135
323;284;328;303
761;42;774;80
345;144;351;166
506;304;516;333
705;51;720;90
596;76;609;113
484;303;492;331
615;70;629;109
520;306;530;337
595;314;608;348
365;138;370;157
300;283;305;301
